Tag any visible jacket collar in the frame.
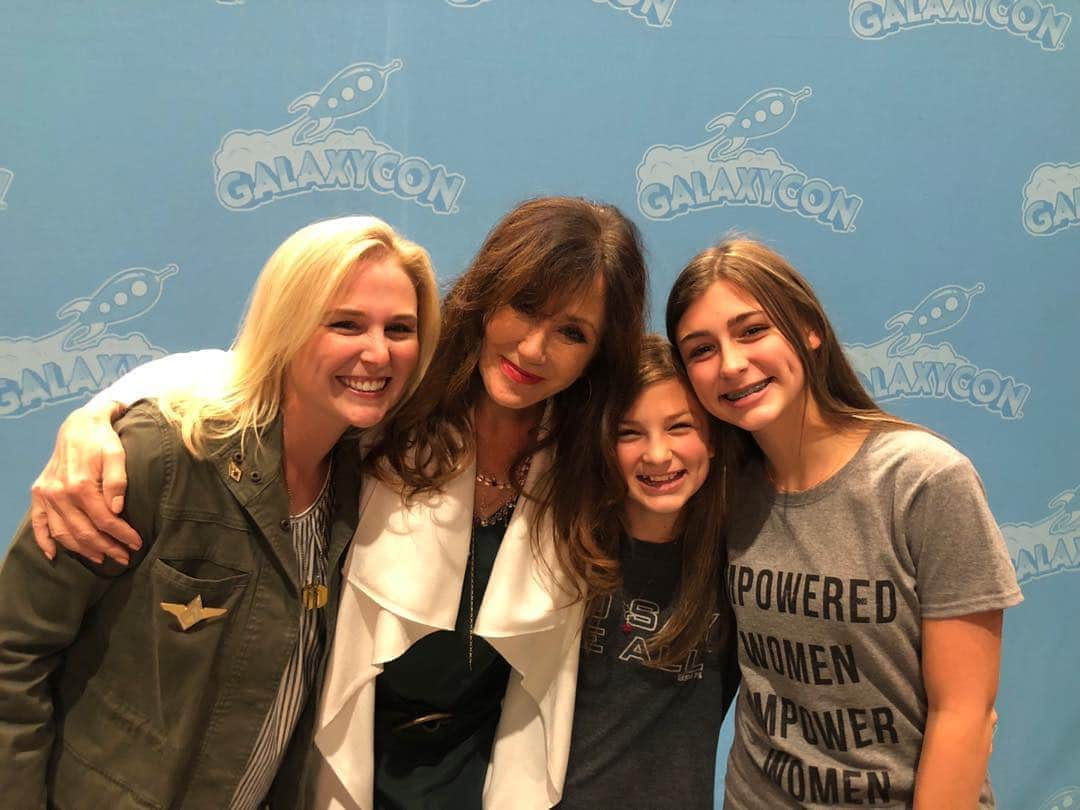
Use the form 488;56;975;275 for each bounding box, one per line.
207;417;360;594
346;445;581;645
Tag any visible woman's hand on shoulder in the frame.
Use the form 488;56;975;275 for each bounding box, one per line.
30;399;141;565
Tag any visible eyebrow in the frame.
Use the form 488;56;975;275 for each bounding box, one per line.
619;409;694;426
328;308;418;323
559;312;600;336
678;309;764;344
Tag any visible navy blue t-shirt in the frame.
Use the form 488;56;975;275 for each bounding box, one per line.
559;536;739;809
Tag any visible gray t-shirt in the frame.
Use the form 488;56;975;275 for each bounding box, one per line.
722;429;1022;809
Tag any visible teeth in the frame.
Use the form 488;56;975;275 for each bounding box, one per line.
342;377;388;393
724;379;770;401
638;471;684;484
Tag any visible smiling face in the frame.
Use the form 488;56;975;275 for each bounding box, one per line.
285;253;420;439
477;273;606;416
616;377;713;541
676;279;820;443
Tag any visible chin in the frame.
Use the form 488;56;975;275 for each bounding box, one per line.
346;406;391;429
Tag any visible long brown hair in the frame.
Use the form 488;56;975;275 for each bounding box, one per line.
374;196;649;599
665;237;915;473
601;334;732;666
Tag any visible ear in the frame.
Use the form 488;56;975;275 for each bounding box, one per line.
806;330;822;350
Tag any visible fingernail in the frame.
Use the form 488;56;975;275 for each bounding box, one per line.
95;556;105;565
111;496;124;514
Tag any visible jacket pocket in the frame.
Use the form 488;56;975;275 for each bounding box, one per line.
148;558;249;731
55;558;251;807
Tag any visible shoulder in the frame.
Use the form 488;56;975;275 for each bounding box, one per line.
864;427;973;481
115;400;176;458
837;429;991;525
113;400;189;501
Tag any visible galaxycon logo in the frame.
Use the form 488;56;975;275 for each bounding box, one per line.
1023;162;1080;236
214;60;465;214
636;87;863;232
850;0;1071;50
1002;486;1080;585
447;0;677;27
0;168;12;210
0;265;176;418
845;283;1030;419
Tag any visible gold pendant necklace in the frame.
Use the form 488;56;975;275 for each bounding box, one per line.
284;457;331;611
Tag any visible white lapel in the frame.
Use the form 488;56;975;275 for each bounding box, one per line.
343;461;476;639
318;443;587;808
474;446;581;638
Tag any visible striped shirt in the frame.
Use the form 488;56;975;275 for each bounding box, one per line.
230;475;333;810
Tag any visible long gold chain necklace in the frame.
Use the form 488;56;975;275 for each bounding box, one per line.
466;456;531;669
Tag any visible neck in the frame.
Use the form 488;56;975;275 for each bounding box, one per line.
473;392;543;475
753;398;868;493
280;392;342;512
623;504;680;544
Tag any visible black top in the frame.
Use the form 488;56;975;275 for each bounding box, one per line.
372;511;513;810
559;536;740;810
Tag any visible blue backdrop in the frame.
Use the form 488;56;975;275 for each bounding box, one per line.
2;2;1077;806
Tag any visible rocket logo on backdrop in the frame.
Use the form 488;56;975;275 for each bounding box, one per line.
1001;486;1080;585
636;87;863;232
0;168;12;210
592;0;678;27
1038;786;1080;810
214;60;466;214
844;283;1030;419
0;266;176;419
447;0;678;28
1022;162;1080;236
849;0;1071;50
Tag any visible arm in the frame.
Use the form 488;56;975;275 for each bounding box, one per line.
30;350;231;564
0;405;168;806
902;439;1021;809
913;611;1002;810
0;519;114;808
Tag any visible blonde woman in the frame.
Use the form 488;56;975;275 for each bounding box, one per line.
0;217;440;808
24;198;649;808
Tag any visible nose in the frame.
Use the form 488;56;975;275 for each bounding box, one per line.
719;341;748;377
360;330;391;367
517;323;548;364
642;433;672;466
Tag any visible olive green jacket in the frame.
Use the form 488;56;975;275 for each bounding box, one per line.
0;401;360;809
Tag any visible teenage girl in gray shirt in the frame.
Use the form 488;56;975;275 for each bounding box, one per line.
667;238;1022;809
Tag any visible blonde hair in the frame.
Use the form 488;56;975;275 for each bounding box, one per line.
159;216;440;456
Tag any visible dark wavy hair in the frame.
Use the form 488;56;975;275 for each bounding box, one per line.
598;334;732;666
373;196;649;600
